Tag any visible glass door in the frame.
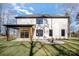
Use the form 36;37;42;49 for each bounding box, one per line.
20;31;29;38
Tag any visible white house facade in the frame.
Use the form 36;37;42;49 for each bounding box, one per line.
4;14;70;41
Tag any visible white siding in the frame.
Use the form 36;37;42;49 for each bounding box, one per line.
16;17;68;40
52;18;68;39
17;18;36;25
34;18;68;39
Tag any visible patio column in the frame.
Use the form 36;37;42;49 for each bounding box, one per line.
6;27;9;41
30;27;33;43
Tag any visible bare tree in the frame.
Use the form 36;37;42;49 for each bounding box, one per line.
0;4;2;34
60;3;79;34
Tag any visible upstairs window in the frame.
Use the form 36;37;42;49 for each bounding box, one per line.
36;29;43;36
36;18;43;24
49;29;53;36
61;29;65;36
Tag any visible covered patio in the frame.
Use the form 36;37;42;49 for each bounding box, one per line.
3;24;34;43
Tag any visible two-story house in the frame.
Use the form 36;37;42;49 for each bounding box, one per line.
4;14;70;42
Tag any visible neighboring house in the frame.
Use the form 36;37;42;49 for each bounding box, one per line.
4;14;70;42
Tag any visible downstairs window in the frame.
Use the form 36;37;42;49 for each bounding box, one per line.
36;29;43;36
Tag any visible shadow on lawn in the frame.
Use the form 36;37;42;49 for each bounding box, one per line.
51;44;71;56
29;41;39;56
30;41;79;56
63;43;79;56
29;41;33;56
51;44;79;56
29;41;45;56
1;40;79;56
28;41;45;56
0;41;40;56
29;41;54;56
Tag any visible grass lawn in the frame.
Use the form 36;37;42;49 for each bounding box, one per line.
0;39;79;56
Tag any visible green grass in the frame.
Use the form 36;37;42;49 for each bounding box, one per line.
0;39;79;56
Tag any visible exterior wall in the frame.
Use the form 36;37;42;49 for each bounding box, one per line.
17;18;36;25
16;17;68;40
52;18;68;39
33;18;68;40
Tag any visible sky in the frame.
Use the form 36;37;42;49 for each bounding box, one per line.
1;3;79;32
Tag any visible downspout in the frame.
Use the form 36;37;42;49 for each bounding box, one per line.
68;16;70;38
51;17;52;31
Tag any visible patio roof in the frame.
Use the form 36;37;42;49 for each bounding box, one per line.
3;24;34;28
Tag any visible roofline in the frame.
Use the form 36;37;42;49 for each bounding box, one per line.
15;14;69;18
15;16;69;18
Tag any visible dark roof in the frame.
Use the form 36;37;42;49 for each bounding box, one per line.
15;14;69;18
3;24;34;28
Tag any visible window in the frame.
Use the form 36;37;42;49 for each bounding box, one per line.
36;29;43;36
36;18;43;24
20;31;29;38
61;29;65;36
49;29;53;36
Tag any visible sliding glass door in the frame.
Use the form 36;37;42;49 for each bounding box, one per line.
20;31;29;38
